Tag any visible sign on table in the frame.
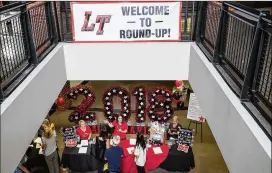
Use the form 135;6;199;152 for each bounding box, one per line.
187;93;205;122
71;2;182;42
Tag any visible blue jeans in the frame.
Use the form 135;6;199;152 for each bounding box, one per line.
109;169;121;173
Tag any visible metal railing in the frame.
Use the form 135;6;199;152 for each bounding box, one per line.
0;1;59;100
196;1;272;139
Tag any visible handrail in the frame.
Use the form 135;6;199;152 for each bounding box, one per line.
195;1;272;139
0;2;25;14
0;1;59;102
224;1;260;18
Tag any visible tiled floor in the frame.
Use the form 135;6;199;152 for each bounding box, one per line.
49;81;229;173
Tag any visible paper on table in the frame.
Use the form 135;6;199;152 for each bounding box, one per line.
127;147;135;154
81;140;89;146
78;147;88;154
153;147;163;154
129;139;136;145
76;144;82;148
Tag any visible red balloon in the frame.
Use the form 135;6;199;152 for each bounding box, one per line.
175;80;183;87
57;97;65;106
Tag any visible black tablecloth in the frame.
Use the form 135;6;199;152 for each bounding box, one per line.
61;145;98;172
160;144;195;172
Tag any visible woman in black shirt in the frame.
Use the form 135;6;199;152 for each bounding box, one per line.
167;116;182;140
94;124;110;173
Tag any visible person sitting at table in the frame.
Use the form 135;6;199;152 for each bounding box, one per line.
133;133;147;173
104;135;123;173
76;120;92;140
167;116;182;140
41;121;60;173
104;115;128;140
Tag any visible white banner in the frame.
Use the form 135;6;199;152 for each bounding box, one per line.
71;2;182;42
187;93;206;123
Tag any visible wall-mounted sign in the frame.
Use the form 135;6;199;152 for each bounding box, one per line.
71;2;182;42
187;93;205;122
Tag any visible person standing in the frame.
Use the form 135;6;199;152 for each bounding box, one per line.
105;115;128;140
94;125;110;173
104;136;123;173
76;120;92;140
133;133;147;173
41;121;59;173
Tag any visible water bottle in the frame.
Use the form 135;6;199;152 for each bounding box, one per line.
77;136;80;144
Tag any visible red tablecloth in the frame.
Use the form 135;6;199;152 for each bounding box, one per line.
119;140;169;173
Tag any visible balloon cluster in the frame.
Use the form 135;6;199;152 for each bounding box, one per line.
133;86;147;123
102;87;131;122
66;85;96;123
148;87;174;123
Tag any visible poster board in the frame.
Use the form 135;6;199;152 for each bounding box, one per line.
187;93;205;122
71;1;182;42
61;126;77;140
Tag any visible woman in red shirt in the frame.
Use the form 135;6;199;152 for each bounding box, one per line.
105;115;128;140
76;120;92;140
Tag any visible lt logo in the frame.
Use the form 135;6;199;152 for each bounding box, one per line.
81;11;111;35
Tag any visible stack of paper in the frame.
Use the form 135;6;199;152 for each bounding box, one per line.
129;139;136;145
78;147;88;154
81;140;89;146
153;147;163;154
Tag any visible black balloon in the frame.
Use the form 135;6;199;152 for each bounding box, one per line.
52;103;57;110
173;91;181;100
48;109;55;116
177;101;184;109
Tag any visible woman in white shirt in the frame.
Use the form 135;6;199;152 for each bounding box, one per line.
41;120;59;173
133;133;147;173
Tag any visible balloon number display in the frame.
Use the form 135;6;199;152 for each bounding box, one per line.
133;86;147;123
65;85;175;124
148;87;174;122
101;86;173;123
66;85;96;123
102;87;131;122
